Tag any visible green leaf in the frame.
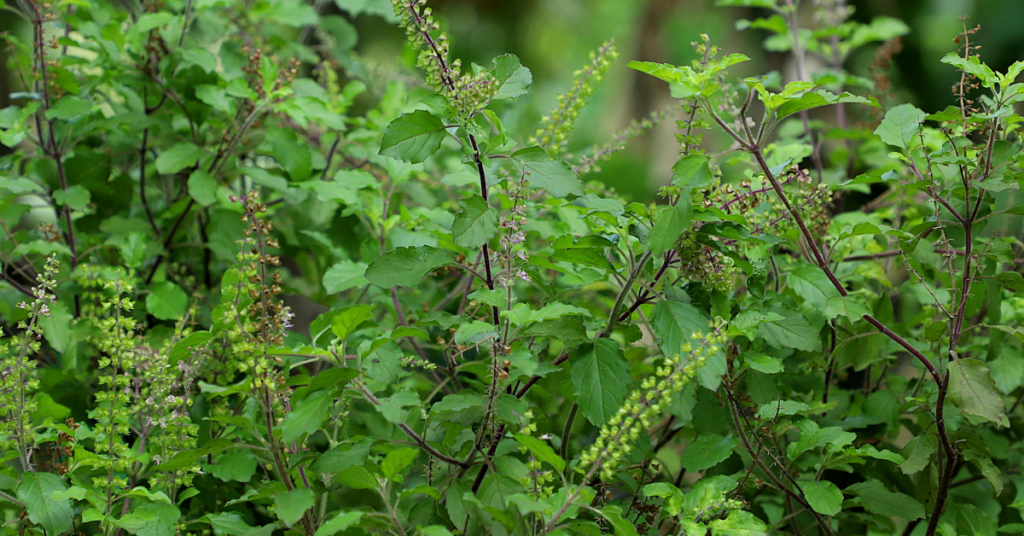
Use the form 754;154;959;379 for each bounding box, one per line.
379;110;447;164
17;472;74;536
336;466;379;490
452;195;498;249
188;169;217;206
203;512;256;536
757;311;821;352
514;433;565;473
941;52;997;87
204;449;257;482
569;339;630;426
745;354;783;374
824;295;871;321
491;54;533;100
874;103;926;151
195;85;233;113
154;438;234;471
314;512;364;536
679;434;737;472
121;503;181;536
672;154;714;191
381;447;418;481
156;143;203;174
146;282;189;321
53;185;90;210
599;506;640;536
45;96;92;120
801;480;843;516
707;510;768;536
364;246;452;288
652;300;707;358
331;304;376;340
280;391;332;444
323;261;369;293
273;488;315;527
648;201;692;258
948;358;1009;427
845;481;925;520
510;146;584;197
775;90;876;121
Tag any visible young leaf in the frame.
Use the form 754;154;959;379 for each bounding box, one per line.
364;246;452;288
491;54;533;100
948;358;1009;427
569;339;630;426
510;147;585;197
707;509;768;536
379;110;448;164
452;195;498;249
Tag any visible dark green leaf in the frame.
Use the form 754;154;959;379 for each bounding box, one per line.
379;110;447;164
569;339;630;426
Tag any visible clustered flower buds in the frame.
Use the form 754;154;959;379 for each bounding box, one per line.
532;40;618;158
392;0;497;117
0;256;58;460
580;319;729;481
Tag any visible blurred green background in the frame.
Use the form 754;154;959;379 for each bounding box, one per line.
3;0;1023;202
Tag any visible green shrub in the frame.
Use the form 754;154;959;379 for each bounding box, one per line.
0;0;1022;535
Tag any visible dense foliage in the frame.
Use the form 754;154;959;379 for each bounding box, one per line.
1;0;1023;535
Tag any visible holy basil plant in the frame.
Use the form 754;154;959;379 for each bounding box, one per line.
0;0;1023;535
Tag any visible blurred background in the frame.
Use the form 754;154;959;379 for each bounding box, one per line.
3;0;1023;202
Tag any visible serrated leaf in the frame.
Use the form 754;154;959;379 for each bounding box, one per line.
188;169;217;206
845;481;924;520
824;295;871;321
379;110;447;164
745;354;783;374
273;488;315;527
452;195;498;249
648;201;692;258
204;449;257;482
874;103;925;151
17;472;74;536
569;339;630;425
365;246;452;288
948;358;1008;427
707;509;768;536
314;512;363;536
511;147;584;197
679;434;737;472
323;261;369;293
757;311;821;352
280;391;332;444
331;304;376;340
146;282;189;321
156;143;203;174
492;54;533;100
381;448;418;481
